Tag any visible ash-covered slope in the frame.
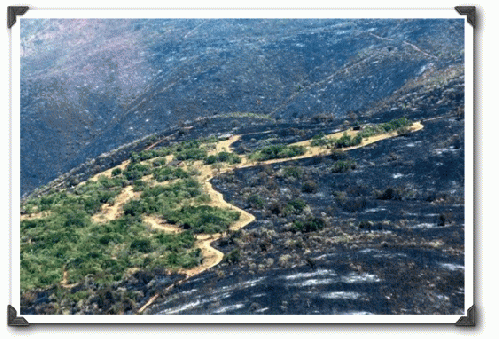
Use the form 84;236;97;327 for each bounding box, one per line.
21;19;464;196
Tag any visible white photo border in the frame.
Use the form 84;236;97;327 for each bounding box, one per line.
9;7;473;324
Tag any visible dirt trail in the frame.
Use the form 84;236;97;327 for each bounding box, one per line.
91;186;140;223
20;211;51;221
88;160;130;182
143;215;182;234
239;121;424;167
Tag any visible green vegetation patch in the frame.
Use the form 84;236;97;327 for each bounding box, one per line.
283;198;308;216
204;151;241;165
25;176;125;215
293;217;326;233
311;118;413;150
21;213;200;292
164;205;240;234
172;140;207;161
281;166;303;179
123;179;203;216
152;165;190;182
250;144;306;162
331;159;357;173
123;162;151;181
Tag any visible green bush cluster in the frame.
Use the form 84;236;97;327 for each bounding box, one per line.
20;135;249;297
302;180;318;193
152;165;190;182
250;144;306;162
20;212;200;292
247;194;264;209
333;132;363;149
164;205;240;234
204;151;241;165
311;118;412;150
281;166;303;179
331;159;357;173
283;198;307;215
293;217;326;233
173;140;207;161
357;117;411;139
311;132;329;146
123;163;151;181
111;168;122;176
151;158;166;167
137;148;172;161
29;177;125;215
123;179;203;216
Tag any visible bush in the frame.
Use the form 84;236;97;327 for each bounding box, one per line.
123;163;151;181
282;166;303;179
132;180;147;192
376;187;403;200
152;158;166;167
204;152;241;165
247;194;264;209
111;168;122;176
164;205;240;234
173;141;207;161
130;239;152;253
330;150;348;160
293;217;326;233
284;198;307;215
334;133;363;149
251;145;306;161
302;180;318;193
341;197;369;212
331;160;357;173
152;166;189;182
224;249;241;264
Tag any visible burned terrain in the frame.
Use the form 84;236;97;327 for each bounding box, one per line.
19;18;466;317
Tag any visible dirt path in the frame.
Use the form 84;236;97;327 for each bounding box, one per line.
91;186;140;223
20;211;51;221
239;121;424;168
143;215;182;234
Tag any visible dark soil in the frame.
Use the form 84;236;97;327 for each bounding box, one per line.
146;114;464;315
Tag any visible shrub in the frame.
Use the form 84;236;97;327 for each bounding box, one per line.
293;217;326;233
224;249;241;264
123;163;151;181
164;205;240;234
330;150;348;160
269;202;282;215
132;180;147;192
331;160;357;173
204;152;241;165
376;187;403;200
152;166;189;182
251;145;306;161
247;194;264;209
111;168;122;176
381;117;411;132
152;158;166;167
302;180;318;193
282;166;303;179
284;198;307;215
130;239;152;253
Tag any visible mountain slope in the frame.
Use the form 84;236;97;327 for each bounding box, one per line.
20;18;464;196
